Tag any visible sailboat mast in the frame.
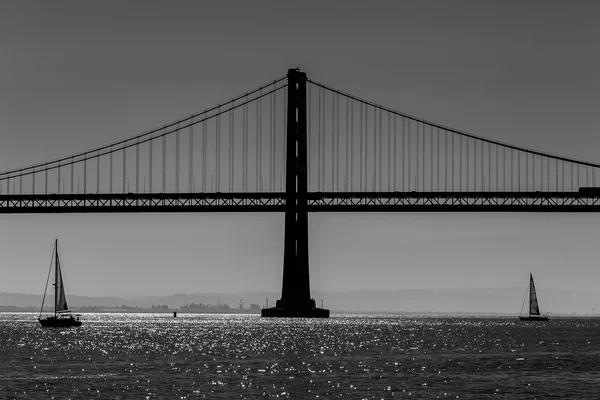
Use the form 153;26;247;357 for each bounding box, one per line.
54;239;58;318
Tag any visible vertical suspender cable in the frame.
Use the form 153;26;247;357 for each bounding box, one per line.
495;145;498;191
318;87;322;191
269;90;273;191
162;128;167;193
466;137;469;191
408;119;411;191
374;107;377;190
332;94;336;191
436;127;439;191
378;107;382;191
97;151;100;193
283;86;287;191
109;147;112;194
336;93;340;192
136;137;140;193
258;97;262;191
230;106;234;191
242;99;247;192
322;89;326;191
307;84;311;191
176;123;180;193
393;115;396;191
403;118;406;191
216;108;220;192
365;105;368;191
189;116;193;192
70;158;74;194
359;102;363;192
149;133;153;193
203;119;207;192
416;123;419;191
274;87;278;191
346;97;349;191
459;136;462;191
430;125;433;191
350;99;354;191
451;131;454;191
562;160;564;191
123;143;126;193
389;112;392;191
421;123;425;191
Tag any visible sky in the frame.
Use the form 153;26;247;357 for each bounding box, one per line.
0;1;599;308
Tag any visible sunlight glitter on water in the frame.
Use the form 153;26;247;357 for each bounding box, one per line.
1;313;600;398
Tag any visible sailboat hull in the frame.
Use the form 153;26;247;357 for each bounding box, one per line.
519;315;549;321
39;316;82;328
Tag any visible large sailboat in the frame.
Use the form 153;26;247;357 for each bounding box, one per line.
519;272;549;321
38;239;82;328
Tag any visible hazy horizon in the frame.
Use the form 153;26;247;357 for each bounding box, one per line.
2;285;599;315
2;283;579;298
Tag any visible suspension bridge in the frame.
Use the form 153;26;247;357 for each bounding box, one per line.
1;69;599;317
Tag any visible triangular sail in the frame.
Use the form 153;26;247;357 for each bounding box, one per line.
529;273;540;316
54;244;69;313
39;241;56;318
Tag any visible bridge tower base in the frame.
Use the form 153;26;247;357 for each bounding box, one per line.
261;69;329;319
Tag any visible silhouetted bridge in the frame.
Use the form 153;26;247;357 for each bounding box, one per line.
2;69;599;317
2;71;600;213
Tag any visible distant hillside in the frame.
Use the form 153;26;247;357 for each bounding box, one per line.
1;287;598;314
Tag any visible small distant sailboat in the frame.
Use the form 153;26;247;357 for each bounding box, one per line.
38;239;82;328
519;272;549;321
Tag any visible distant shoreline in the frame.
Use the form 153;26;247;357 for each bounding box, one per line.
0;306;260;314
3;287;599;315
2;309;598;317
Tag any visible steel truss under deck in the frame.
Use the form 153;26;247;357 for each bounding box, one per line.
306;192;600;212
0;193;285;213
0;191;599;213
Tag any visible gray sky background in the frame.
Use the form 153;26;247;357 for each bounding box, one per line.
0;1;599;307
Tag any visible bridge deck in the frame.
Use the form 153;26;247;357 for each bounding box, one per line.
0;192;599;213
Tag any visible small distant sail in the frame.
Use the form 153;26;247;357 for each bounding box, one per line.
529;273;540;316
54;252;69;313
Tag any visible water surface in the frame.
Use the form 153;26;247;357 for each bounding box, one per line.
1;313;599;399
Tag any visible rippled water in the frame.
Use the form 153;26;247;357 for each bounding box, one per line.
1;313;600;399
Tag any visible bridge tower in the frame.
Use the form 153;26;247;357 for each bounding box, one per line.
261;69;329;318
